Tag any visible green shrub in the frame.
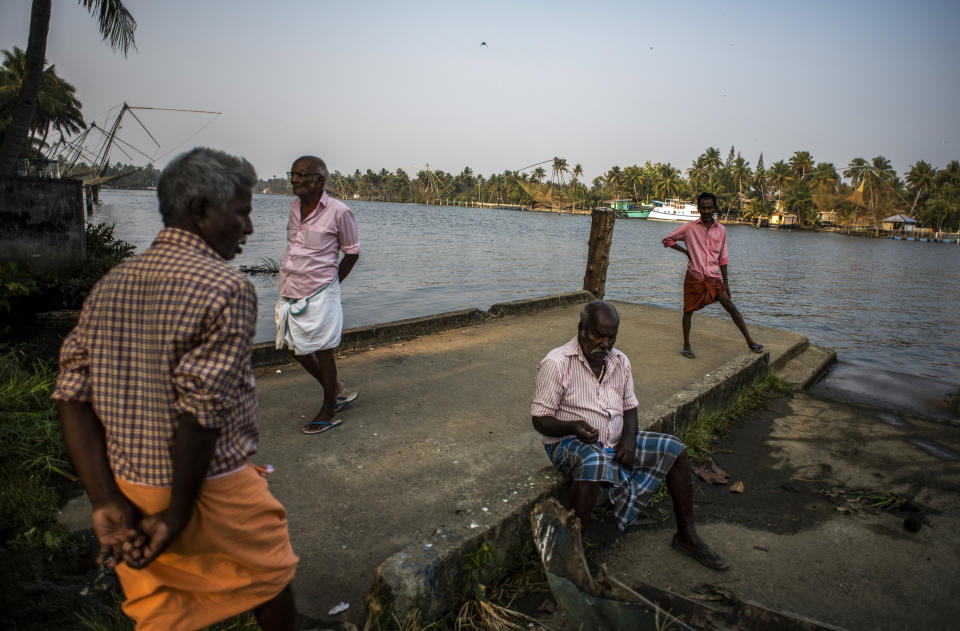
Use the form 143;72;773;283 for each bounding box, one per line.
38;223;136;310
0;261;36;312
2;222;136;316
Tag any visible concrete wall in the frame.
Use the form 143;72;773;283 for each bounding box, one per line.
0;177;85;274
252;291;595;367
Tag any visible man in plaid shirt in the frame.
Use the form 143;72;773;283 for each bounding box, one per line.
54;148;299;630
532;300;730;570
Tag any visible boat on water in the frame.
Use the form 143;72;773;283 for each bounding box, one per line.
609;199;652;219
647;199;699;222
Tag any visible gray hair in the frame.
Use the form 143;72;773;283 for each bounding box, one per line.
579;300;619;331
294;155;329;181
158;147;257;221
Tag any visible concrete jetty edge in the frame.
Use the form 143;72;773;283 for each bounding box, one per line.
366;307;830;623
251;290;595;367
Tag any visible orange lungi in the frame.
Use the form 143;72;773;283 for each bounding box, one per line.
115;463;298;631
683;271;724;313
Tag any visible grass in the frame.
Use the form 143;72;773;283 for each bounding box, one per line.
0;350;72;541
673;372;792;466
640;371;792;517
817;488;910;512
454;600;537;631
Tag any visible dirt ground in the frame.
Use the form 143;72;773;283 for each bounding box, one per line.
572;371;960;631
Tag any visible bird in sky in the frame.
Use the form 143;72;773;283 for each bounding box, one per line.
480;41;488;47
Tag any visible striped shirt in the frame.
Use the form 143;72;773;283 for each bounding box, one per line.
278;191;359;299
531;337;639;448
53;227;259;487
661;218;728;280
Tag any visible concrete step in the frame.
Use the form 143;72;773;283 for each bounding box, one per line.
774;344;837;390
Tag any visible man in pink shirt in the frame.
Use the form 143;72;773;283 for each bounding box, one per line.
275;156;360;434
662;192;763;359
531;301;730;570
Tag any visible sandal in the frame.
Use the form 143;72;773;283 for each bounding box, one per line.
749;343;764;353
302;419;343;435
681;349;696;359
334;391;359;412
672;535;731;570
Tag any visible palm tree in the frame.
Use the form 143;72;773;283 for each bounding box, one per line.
655;163;683;199
623;164;644;201
769;160;792;209
686;155;708;193
843;157;869;189
572;163;583;181
789;150;815;180
551;156;568;188
753;152;766;197
389;167;410;201
0;47;85;154
731;154;752;194
810;162;838;192
748;152;771;219
605;166;623;198
0;0;136;176
531;166;546;184
783;177;816;225
703;147;722;174
936;160;960;187
806;162;839;216
726;154;751;218
906;160;936;213
868;155;897;212
702;176;731;212
844;156;895;230
924;188;960;232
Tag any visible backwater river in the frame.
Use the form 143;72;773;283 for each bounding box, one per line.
92;190;960;384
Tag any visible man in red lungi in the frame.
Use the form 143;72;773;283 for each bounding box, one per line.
662;192;763;359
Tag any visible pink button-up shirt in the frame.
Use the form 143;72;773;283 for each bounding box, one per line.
531;337;640;448
279;192;359;299
661;218;728;280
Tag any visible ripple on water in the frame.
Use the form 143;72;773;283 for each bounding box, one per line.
93;191;960;383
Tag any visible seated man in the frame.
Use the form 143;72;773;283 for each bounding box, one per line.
531;300;729;570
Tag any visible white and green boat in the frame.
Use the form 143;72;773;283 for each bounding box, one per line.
609;199;652;219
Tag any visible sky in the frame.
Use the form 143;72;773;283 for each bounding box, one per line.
2;0;959;182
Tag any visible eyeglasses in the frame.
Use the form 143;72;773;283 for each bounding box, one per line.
287;171;323;180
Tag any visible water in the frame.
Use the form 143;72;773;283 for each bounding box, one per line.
91;190;960;383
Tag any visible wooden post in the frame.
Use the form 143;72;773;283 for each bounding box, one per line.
582;207;616;299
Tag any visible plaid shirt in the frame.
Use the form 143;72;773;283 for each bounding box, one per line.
54;227;259;486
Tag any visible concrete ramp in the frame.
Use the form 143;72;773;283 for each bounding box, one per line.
250;296;809;623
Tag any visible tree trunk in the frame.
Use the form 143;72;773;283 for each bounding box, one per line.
582;208;616;299
0;0;51;177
